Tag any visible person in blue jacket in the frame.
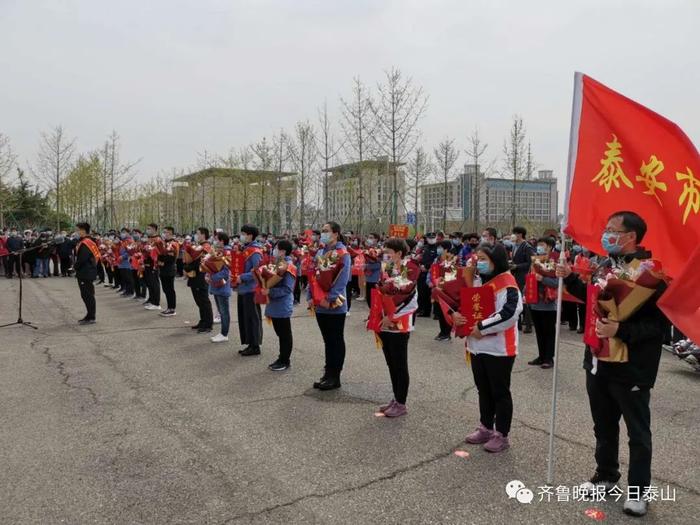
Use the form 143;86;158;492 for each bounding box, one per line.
308;221;351;391
118;230;135;297
235;224;264;356
209;233;232;343
363;232;382;308
263;239;297;371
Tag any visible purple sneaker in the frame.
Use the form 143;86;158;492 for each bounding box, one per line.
383;402;407;418
464;424;493;444
378;400;396;413
483;431;510;453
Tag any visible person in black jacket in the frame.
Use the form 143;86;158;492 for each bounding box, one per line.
184;227;213;333
556;211;667;518
73;222;98;325
510;226;535;333
56;233;75;276
416;233;438;317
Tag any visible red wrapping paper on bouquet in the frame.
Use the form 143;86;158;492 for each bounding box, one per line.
309;250;346;308
583;284;602;350
431;275;466;334
253;263;287;305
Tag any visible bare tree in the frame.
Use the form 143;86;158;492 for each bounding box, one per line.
434;137;459;231
0;133;18;229
105;130;139;229
502;116;528;227
251;137;274;229
340;77;374;225
465;127;489;232
405;146;431;232
271;130;291;232
317;100;344;220
288;121;317;231
369;66;429;223
33;125;76;230
238;147;254;226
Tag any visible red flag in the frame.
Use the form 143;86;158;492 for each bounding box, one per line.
563;73;700;343
563;73;700;279
658;246;700;343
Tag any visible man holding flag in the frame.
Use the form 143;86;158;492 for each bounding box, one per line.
553;73;699;517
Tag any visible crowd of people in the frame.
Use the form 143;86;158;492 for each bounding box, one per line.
0;210;671;516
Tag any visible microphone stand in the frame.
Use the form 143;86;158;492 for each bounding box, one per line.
0;243;50;330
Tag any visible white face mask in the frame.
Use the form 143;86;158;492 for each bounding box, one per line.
427;238;436;245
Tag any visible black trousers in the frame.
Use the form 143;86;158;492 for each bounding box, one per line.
315;312;346;371
119;268;134;294
133;270;146;298
113;266;121;289
417;271;431;314
160;273;176;310
77;278;96;320
95;263;104;282
1;255;10;277
586;371;652;489
271;317;293;364
51;254;60;276
176;259;184;277
293;273;301;303
145;268;161;306
379;332;410;404
191;286;213;328
470;353;515;436
345;280;353;310
60;256;71;276
365;281;377;308
520;304;533;330
237;292;262;346
435;302;452;336
563;301;578;329
531;309;557;361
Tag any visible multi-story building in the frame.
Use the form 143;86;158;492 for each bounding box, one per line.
419;178;462;231
323;158;406;227
480;170;558;225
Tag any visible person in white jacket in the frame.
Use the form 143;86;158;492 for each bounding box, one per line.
453;243;523;453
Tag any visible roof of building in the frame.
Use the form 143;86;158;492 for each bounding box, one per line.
173;167;296;184
323;159;405;173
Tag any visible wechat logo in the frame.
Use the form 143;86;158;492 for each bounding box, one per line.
506;480;534;504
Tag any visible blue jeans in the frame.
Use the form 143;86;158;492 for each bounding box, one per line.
213;294;230;337
34;258;49;277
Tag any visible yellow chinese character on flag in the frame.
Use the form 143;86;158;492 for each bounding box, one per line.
592;134;634;192
676;167;699;224
636;155;667;205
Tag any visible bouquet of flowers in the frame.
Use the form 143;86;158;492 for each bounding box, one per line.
253;259;288;304
367;259;419;333
584;258;666;362
310;249;346;308
200;250;230;275
431;258;465;310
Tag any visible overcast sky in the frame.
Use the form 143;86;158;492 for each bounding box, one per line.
1;0;698;208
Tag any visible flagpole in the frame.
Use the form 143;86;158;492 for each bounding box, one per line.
547;72;584;485
546;232;566;485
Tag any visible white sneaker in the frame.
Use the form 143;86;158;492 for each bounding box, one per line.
210;333;228;343
103;283;111;287
145;304;162;311
213;315;221;324
623;498;648;517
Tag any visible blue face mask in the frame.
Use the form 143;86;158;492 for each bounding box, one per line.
436;247;444;256
601;232;624;255
320;232;332;245
366;238;375;246
476;260;490;274
536;245;546;255
451;239;460;246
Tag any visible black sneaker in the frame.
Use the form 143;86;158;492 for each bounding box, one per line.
240;346;261;356
580;472;620;494
197;326;212;334
435;334;451;342
78;318;96;325
527;357;544;366
191;323;202;330
269;360;289;371
159;309;177;317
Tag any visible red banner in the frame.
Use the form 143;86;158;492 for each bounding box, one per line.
388;224;409;238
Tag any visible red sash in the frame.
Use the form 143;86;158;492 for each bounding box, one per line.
76;238;101;262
